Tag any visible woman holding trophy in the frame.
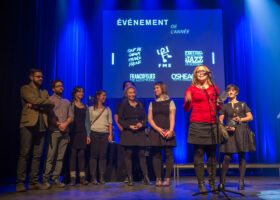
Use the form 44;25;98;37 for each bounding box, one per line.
219;84;254;190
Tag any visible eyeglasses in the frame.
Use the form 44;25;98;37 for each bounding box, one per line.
33;75;43;78
55;85;63;88
196;70;206;74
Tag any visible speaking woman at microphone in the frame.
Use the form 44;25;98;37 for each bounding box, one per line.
184;65;221;194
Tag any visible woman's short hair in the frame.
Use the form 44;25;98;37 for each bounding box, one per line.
154;81;168;98
122;80;135;91
124;84;136;95
191;65;212;86
226;84;239;93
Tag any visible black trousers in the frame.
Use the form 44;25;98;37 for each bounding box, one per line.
152;146;174;179
70;147;86;173
123;146;148;177
16;127;45;185
89;132;109;178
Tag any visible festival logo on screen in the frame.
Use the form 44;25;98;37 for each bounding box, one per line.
157;46;172;68
130;73;156;82
185;51;203;66
128;47;142;67
171;73;193;81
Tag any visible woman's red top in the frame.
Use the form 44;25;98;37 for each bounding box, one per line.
183;85;221;123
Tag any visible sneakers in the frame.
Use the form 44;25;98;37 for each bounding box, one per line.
29;183;50;190
16;184;26;192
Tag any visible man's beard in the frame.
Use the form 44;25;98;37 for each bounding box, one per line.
33;80;42;87
55;90;63;96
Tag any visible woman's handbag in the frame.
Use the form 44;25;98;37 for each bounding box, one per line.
199;87;229;144
248;128;256;152
241;103;256;152
217;121;229;144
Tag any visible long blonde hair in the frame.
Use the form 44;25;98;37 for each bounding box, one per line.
191;65;212;86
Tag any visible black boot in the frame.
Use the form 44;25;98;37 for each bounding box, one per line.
143;175;152;185
69;177;76;186
80;176;88;185
194;163;207;194
238;178;245;190
207;162;219;194
218;177;225;191
127;176;134;186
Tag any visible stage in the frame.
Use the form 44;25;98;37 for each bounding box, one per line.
1;176;279;200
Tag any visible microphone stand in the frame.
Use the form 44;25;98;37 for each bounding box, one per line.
192;75;244;199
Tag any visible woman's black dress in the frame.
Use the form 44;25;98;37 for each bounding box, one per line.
71;105;87;149
220;102;253;153
149;100;176;147
118;99;148;146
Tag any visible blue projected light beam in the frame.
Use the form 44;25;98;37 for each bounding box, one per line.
103;10;225;98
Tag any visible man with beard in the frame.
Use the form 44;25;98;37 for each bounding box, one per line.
16;69;54;192
43;80;73;188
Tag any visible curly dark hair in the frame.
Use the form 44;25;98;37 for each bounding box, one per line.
226;84;239;93
50;80;63;89
29;68;42;77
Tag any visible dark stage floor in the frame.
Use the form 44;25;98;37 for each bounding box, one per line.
0;176;280;200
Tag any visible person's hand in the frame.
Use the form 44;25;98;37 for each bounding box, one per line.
166;130;174;139
129;125;138;131
233;116;241;122
87;137;91;144
58;122;67;132
226;126;235;132
217;98;223;106
118;125;123;132
108;135;113;143
136;122;143;129
185;92;192;103
156;128;165;137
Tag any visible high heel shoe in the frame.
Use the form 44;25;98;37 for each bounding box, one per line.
238;179;245;190
156;178;162;187
127;176;134;186
143;175;152;185
161;178;170;187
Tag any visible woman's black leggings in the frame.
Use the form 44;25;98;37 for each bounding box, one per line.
123;146;148;177
222;152;246;180
194;144;217;164
70;147;86;172
152;146;174;178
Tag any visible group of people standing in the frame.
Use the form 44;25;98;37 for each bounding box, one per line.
16;65;254;195
16;69;113;192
